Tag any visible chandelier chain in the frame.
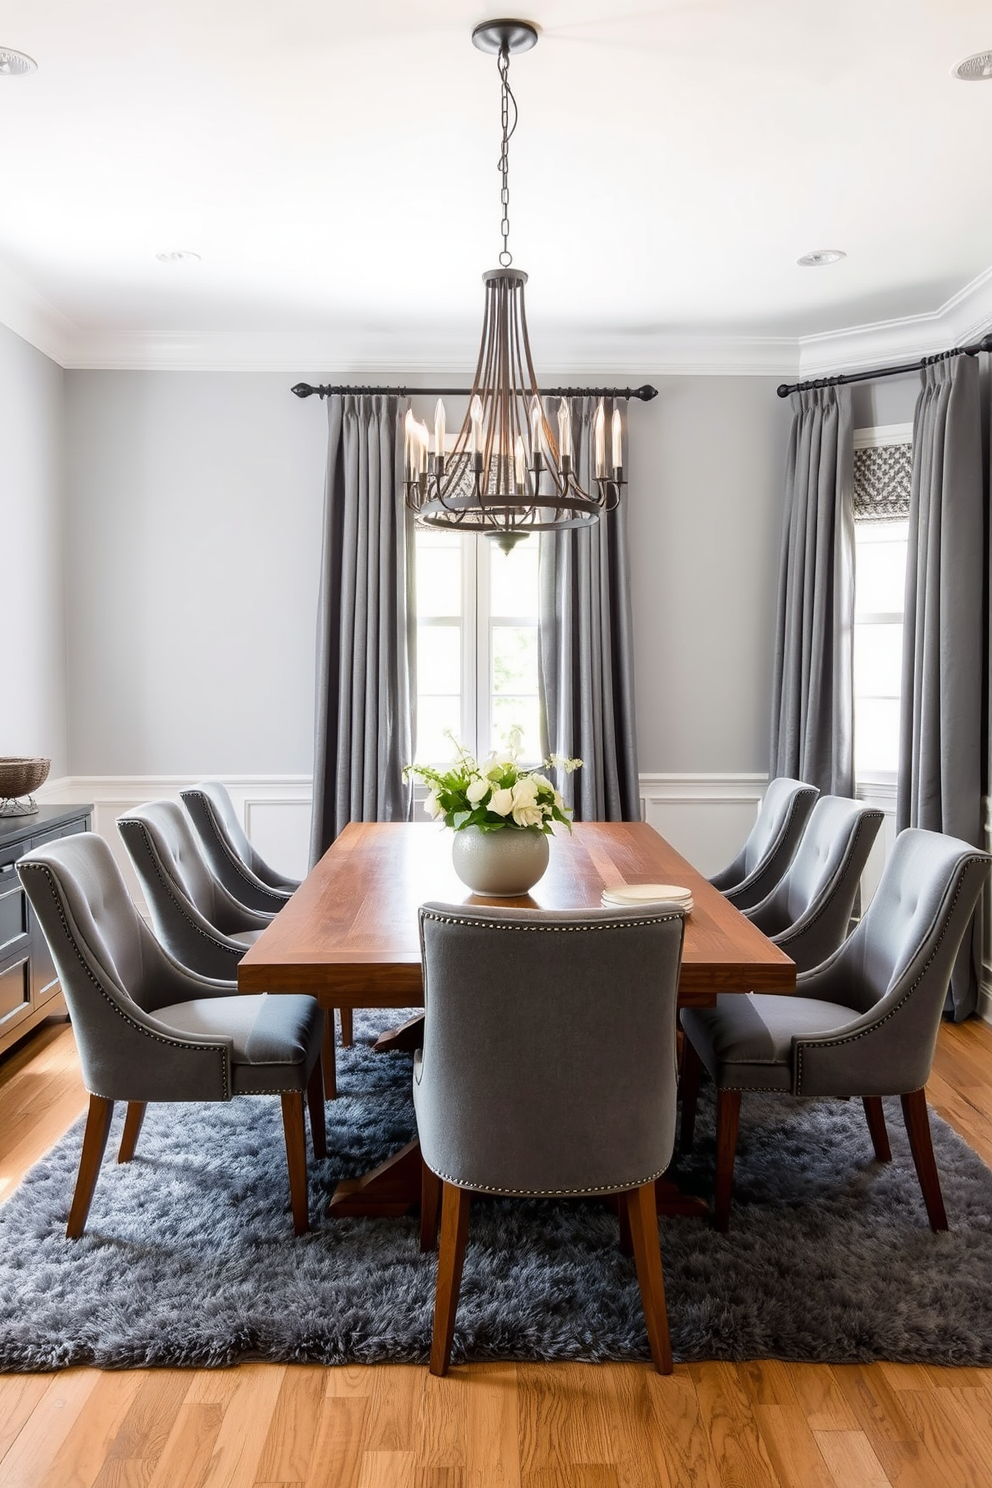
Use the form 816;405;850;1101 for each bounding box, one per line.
497;46;518;268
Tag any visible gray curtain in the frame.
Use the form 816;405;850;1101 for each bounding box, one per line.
310;394;415;861
898;354;986;1020
537;396;640;821
770;385;855;796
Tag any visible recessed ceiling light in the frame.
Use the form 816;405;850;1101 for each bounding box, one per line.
797;249;846;268
155;250;202;264
0;48;37;76
952;50;992;81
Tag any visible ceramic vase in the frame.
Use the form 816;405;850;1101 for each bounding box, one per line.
450;825;550;896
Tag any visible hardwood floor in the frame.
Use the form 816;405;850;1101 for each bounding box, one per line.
3;1017;992;1487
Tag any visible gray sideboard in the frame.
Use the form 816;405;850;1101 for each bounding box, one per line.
0;805;92;1059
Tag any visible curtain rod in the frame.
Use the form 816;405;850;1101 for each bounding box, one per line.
291;382;659;402
776;334;992;398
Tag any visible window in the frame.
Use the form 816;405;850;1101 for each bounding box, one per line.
852;428;912;781
414;529;541;764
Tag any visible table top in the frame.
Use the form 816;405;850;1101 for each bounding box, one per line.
238;820;795;1007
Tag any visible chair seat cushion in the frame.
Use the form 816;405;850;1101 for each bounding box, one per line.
156;993;321;1095
230;928;264;949
681;993;859;1093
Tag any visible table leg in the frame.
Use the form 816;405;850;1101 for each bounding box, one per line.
321;1012;337;1101
327;1137;424;1218
372;1013;426;1055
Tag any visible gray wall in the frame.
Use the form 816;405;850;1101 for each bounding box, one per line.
62;370;793;781
64;372;327;775
0;324;68;775
629;376;792;772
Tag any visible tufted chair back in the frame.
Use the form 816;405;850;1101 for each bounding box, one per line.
709;777;819;910
745;796;883;971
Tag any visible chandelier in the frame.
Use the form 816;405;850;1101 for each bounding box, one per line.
403;19;624;554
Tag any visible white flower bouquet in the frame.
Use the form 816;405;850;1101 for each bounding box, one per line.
404;729;581;834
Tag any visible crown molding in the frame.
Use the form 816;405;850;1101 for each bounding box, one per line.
5;263;992;379
795;265;992;379
0;260;80;365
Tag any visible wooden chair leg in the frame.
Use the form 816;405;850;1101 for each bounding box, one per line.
679;1036;704;1154
623;1181;673;1375
618;1197;633;1257
321;1011;338;1101
67;1094;115;1239
901;1089;948;1232
339;1007;354;1048
862;1096;891;1163
713;1088;742;1232
280;1091;310;1236
420;1163;442;1253
430;1183;471;1377
117;1102;146;1164
306;1059;327;1160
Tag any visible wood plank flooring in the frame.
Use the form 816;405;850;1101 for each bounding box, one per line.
2;1016;992;1487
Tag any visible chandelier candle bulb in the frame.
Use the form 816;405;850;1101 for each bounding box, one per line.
558;401;571;462
434;400;446;458
470;394;484;457
514;435;527;489
612;408;623;474
403;409;415;482
594;400;607;478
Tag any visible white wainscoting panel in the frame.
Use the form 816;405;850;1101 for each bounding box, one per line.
638;774;768;879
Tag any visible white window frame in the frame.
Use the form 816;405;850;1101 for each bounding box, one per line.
852;422;913;792
414;528;540;766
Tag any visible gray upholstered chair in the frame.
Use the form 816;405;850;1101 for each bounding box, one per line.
680;828;991;1232
414;900;685;1376
180;780;300;912
709;777;819;911
17;833;325;1238
741;795;884;972
179;781;354;1052
117;800;275;981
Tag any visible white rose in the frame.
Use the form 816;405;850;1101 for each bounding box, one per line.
466;775;490;805
530;773;552;793
489;788;514;816
512;803;545;828
424;789;444;820
511;777;538;807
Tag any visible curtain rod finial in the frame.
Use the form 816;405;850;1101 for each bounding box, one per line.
291;383;316;399
776;383;792;398
634;384;659;402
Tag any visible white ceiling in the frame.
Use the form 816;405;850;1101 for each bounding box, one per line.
1;0;991;373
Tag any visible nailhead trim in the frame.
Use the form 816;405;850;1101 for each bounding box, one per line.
17;862;231;1099
425;1165;669;1196
118;819;245;958
726;787;818;904
185;792;286;904
793;857;987;1094
420;908;684;931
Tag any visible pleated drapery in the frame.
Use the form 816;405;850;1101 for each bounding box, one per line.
537;396;640;821
770;385;855;797
898;355;986;1019
309;394;415;861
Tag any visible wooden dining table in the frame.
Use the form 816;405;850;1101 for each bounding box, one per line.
238;819;796;1221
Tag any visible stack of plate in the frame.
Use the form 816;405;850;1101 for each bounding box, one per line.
601;882;694;914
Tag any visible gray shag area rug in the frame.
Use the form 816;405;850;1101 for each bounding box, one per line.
2;1010;992;1371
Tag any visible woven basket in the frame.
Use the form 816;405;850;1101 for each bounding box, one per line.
0;757;51;800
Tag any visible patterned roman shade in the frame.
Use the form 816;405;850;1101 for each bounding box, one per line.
853;443;912;522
